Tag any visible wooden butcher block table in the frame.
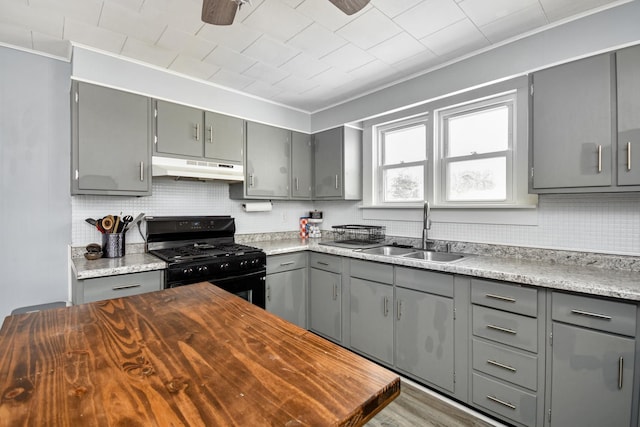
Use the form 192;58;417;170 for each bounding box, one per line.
0;282;400;426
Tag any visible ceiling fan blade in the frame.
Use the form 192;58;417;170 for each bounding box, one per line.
328;0;370;15
202;0;238;26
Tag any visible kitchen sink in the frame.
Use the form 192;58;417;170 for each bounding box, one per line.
359;246;418;256
402;251;465;263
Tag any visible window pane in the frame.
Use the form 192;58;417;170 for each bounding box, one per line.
383;125;426;165
446;158;506;201
384;166;423;202
447;105;509;157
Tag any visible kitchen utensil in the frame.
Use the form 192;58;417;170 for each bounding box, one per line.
121;215;133;231
113;215;121;234
96;219;105;234
124;213;145;232
102;215;114;233
85;218;97;226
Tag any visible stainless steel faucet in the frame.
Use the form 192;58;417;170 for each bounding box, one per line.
422;201;432;250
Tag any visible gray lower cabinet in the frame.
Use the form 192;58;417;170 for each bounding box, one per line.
291;131;312;199
72;270;163;304
617;45;640;186
313;126;362;200
547;292;637;427
72;82;152;196
265;253;307;329
394;268;455;393
309;254;342;343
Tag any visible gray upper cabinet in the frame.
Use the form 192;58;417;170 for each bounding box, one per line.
204;111;243;164
531;53;614;190
313;126;362;200
617;45;640;186
72;82;151;196
291;131;312;199
155;100;203;158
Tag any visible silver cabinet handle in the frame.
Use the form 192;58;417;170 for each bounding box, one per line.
266;284;271;301
486;293;516;303
627;142;632;171
396;300;402;320
195;123;200;141
487;395;516;410
249;174;254;187
487;359;517;372
208;125;213;143
295;177;299;191
140;161;144;181
487;324;517;335
332;283;338;301
618;357;624;389
570;309;612;320
597;144;602;173
279;261;295;267
335;174;339;189
112;284;141;291
383;297;389;317
316;261;329;266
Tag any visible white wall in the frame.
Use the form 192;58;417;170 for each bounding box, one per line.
0;46;72;319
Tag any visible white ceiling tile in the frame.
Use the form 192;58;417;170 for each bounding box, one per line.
391;49;440;74
243;61;290;85
458;0;538;27
372;0;423;18
100;2;167;44
368;32;427;64
540;0;620;22
286;23;348;58
420;18;489;57
234;0;266;22
242;35;300;67
295;0;369;31
63;18;126;54
104;0;144;13
140;0;204;35
156;27;217;59
336;8;402;50
348;59;396;81
395;0;466;39
479;4;547;43
0;1;64;38
310;67;356;88
204;45;256;73
197;23;261;52
29;0;102;26
32;31;72;58
0;22;32;49
242;1;313;41
279;52;330;79
282;0;305;8
121;37;177;68
209;68;256;91
169;54;220;80
274;75;319;94
243;80;286;99
321;43;376;72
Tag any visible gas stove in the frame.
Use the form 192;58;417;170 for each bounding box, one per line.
150;242;263;263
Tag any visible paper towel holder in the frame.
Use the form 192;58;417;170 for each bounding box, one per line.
242;201;273;212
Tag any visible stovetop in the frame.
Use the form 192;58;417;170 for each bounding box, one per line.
150;242;263;263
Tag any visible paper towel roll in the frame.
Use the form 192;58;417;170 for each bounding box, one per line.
242;202;273;212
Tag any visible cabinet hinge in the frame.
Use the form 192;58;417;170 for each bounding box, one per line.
530;83;534;96
548;409;551;422
453;308;456;320
549;331;553;346
530;167;534;179
453;371;456;384
75;169;79;180
154;135;158;145
75;91;78;103
154;108;158;118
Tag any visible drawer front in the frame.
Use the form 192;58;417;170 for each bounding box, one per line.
471;279;537;317
552;292;637;337
472;373;537;427
309;253;342;273
267;253;307;274
350;259;393;284
83;271;163;304
395;267;454;298
472;338;538;391
472;305;538;352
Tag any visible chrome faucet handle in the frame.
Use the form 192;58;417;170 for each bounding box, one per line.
424;201;431;230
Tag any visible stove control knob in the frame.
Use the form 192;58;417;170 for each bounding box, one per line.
240;260;247;268
220;263;230;271
198;266;209;274
182;268;194;277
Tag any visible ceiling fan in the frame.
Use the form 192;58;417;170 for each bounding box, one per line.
202;0;370;26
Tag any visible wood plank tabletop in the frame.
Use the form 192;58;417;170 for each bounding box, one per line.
0;283;400;426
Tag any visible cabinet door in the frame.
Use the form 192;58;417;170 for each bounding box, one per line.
204;111;243;164
314;127;343;198
74;82;151;195
350;278;393;364
617;45;640;186
266;268;307;329
291;131;312;199
395;287;455;392
532;54;613;189
309;268;341;342
246;122;290;198
549;322;635;427
155;101;203;157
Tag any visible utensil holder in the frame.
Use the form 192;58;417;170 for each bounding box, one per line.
102;233;125;258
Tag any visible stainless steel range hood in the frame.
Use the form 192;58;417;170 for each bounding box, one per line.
152;156;244;182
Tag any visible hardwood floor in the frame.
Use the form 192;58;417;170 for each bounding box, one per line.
366;380;505;427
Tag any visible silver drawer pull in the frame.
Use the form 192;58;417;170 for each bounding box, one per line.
597;144;602;173
487;324;517;335
383;296;389;317
487;395;516;410
279;261;295;266
266;285;271;301
112;284;142;291
618;357;624;390
627;142;632;171
316;261;329;266
487;359;517;372
570;309;612;320
486;293;516;303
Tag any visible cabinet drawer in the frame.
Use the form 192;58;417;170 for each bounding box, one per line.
350;259;393;284
395;267;453;298
473;305;538;352
267;253;307;274
310;253;341;273
81;271;163;304
471;279;537;317
472;373;537;427
552;292;636;337
472;339;538;391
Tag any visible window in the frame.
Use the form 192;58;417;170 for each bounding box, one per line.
376;116;428;204
436;94;514;205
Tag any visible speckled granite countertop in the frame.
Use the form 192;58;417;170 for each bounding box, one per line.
72;253;166;280
252;239;640;302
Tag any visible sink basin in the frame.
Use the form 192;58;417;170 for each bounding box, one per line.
402;251;465;263
359;246;418;256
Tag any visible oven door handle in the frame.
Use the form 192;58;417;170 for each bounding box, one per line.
206;270;266;285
